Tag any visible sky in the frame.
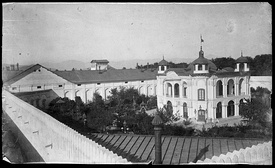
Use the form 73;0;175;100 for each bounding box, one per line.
2;2;272;65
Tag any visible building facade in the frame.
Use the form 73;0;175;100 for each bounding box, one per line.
156;47;251;122
4;64;158;105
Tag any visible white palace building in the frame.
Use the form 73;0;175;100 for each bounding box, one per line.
3;40;251;122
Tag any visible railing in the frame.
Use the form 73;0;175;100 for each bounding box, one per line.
189;141;272;165
2;90;130;164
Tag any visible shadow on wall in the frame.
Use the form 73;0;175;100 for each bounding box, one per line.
12;89;59;110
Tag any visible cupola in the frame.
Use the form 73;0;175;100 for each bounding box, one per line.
234;51;249;72
158;56;169;74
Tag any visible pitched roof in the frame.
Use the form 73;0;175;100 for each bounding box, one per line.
4;64;43;85
2;64;35;83
53;69;158;84
91;60;109;63
159;59;169;66
166;68;190;76
88;133;268;164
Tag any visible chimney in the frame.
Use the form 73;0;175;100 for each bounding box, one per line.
152;113;163;165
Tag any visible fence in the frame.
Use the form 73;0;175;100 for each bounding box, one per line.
2;90;130;164
189;141;272;165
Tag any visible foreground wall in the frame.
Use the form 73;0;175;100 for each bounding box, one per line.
189;141;272;165
2;90;130;164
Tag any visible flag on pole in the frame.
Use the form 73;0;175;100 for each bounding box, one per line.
201;35;204;43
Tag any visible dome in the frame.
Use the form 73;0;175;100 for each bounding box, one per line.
192;57;209;64
187;58;217;72
159;59;169;66
222;67;234;72
236;56;248;63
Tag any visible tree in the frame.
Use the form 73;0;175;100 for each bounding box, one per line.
211;57;236;70
239;97;270;127
86;92;113;132
251;54;272;76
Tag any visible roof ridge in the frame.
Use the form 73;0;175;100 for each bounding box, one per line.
4;64;42;85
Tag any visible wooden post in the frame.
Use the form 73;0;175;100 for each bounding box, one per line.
152;113;163;165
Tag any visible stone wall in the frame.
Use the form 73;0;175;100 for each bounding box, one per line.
2;90;130;164
189;141;272;165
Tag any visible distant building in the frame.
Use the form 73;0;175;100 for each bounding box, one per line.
90;59;109;70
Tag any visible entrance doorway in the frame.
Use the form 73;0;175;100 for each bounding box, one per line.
198;109;205;121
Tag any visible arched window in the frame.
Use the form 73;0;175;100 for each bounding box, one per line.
161;65;164;71
227;79;235;96
174;83;179;97
239;78;245;95
166;83;172;97
198;89;205;101
42;99;46;109
216;80;223;97
227;100;235;117
182;82;187;98
216;102;222;118
183;103;188;119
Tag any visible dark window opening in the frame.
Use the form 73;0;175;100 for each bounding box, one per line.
125;81;128;84
59;85;63;87
141;81;144;83
97;83;101;85
198;64;203;70
77;84;81;86
37;86;41;89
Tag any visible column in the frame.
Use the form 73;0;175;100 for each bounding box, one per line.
172;84;174;98
223;84;227;98
235;83;239;96
234;102;239;116
163;83;166;96
179;83;182;98
213;83;216;98
222;104;227;118
213;107;217;119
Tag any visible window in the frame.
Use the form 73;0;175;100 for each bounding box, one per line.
12;87;17;90
37;86;41;89
198;64;202;70
198;89;205;101
183;103;188;119
141;80;144;83
183;87;187;97
58;85;63;87
77;84;81;86
125;81;128;84
161;65;164;71
97;83;101;85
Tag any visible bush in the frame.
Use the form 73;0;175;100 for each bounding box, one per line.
162;125;195;136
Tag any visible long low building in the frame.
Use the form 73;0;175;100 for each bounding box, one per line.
3;63;158;104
